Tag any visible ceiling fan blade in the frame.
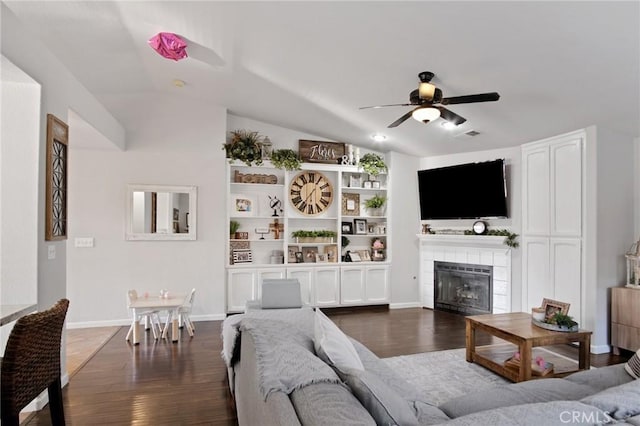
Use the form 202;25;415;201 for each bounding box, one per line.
436;106;467;125
387;110;414;128
440;92;500;105
359;103;414;110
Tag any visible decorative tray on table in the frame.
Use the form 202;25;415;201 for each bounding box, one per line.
532;318;579;332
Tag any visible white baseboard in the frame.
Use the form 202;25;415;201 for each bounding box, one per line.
67;314;226;329
590;344;611;355
389;302;422;309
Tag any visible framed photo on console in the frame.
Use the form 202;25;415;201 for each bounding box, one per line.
541;298;570;321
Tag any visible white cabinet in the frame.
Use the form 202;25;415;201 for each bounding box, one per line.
521;130;584;323
227;270;258;313
287;267;313;305
340;265;389;305
314;267;340;307
225;157;392;313
364;265;389;303
341;266;366;304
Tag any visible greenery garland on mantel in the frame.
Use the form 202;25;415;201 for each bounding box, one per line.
463;228;519;248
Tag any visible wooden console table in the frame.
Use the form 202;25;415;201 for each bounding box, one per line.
466;312;591;382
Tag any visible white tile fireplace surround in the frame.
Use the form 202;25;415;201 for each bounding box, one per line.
417;234;512;314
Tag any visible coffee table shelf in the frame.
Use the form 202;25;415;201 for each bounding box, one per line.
466;312;591;382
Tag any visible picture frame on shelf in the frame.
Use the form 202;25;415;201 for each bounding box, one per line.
324;244;338;263
354;219;368;235
349;175;362;188
341;222;353;234
288;245;300;263
349;251;362;262
295;251;304;263
315;253;328;263
302;246;319;263
173;208;179;221
232;249;253;264
358;250;371;261
230;193;257;217
363;181;373;189
371;181;381;189
541;298;570;322
342;193;360;216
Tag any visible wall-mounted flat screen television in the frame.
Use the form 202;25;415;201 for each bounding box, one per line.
417;159;508;220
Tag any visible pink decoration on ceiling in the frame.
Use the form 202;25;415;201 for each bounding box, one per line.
148;32;188;61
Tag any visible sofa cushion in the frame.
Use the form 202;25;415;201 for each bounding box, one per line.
565;363;634;392
290;382;376;425
443;401;611;426
439;378;596;418
338;368;419;426
580;379;640;420
314;309;364;371
625;348;640;379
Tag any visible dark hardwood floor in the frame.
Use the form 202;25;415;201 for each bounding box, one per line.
26;307;630;425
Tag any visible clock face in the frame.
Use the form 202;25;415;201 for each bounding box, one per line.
473;220;487;235
289;171;334;216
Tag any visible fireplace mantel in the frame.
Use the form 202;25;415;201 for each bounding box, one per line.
416;233;509;249
418;234;512;314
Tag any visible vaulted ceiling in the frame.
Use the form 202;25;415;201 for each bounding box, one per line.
4;1;639;156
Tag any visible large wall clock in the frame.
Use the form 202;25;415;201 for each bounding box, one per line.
289;171;334;216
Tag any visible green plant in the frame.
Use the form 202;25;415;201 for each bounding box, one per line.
464;227;519;248
364;195;387;209
291;230;337;238
229;220;241;235
270;149;301;170
222;129;264;166
547;312;578;328
358;153;388;177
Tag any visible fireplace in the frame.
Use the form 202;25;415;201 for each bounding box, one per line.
434;261;493;315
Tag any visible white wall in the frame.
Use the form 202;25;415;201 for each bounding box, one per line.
591;126;635;349
635;137;640;237
66;95;226;325
418;147;523;311
388;151;421;306
1;4;125;315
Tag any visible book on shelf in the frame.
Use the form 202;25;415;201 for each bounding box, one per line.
504;356;554;376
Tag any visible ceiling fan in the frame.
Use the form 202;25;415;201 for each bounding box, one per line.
359;71;500;128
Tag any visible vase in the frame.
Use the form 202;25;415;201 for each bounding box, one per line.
368;207;385;217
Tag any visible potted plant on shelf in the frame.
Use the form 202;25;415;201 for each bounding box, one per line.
358;153;388;178
270;149;302;170
291;230;337;243
364;194;387;216
222;129;264;166
230;220;240;239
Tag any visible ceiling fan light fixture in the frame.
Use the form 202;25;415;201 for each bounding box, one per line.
418;82;436;100
412;107;441;123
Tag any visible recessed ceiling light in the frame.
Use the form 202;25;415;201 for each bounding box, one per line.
371;133;387;142
173;79;186;88
441;121;457;130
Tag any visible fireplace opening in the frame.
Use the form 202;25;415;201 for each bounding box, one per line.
434;261;492;315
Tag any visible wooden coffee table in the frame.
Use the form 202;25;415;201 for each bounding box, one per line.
466;312;592;382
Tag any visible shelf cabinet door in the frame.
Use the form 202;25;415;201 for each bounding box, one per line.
550;238;582;323
522;236;551;312
287;267;313;305
522;145;550;235
550;138;582;237
227;270;257;313
314;267;340;307
340;266;365;304
365;265;389;303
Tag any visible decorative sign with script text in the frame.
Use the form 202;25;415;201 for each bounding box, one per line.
298;140;346;164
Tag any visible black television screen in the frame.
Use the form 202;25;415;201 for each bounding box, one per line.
417;159;508;220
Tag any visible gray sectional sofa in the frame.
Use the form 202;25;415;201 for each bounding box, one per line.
222;308;640;425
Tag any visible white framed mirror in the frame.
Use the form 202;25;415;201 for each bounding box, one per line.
125;184;197;241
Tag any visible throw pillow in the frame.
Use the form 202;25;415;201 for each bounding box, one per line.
624;348;640;379
580;379;640;420
314;308;364;372
339;368;419;426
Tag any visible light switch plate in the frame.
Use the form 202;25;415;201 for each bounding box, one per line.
47;245;56;260
75;237;95;248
